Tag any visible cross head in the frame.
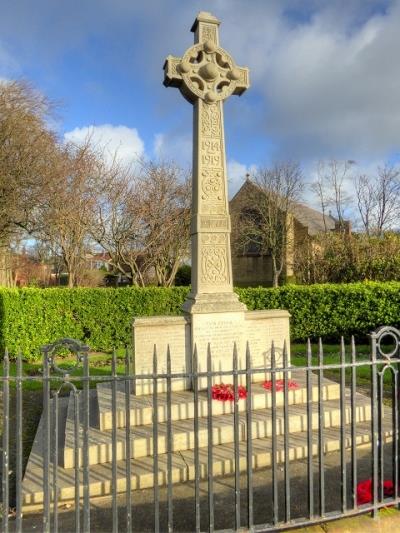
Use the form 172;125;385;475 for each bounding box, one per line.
164;11;249;105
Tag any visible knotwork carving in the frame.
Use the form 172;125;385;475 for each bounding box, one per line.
201;245;228;283
201;103;221;137
175;42;247;104
201;169;223;200
201;25;217;44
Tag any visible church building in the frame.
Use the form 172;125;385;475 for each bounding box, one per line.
230;178;341;287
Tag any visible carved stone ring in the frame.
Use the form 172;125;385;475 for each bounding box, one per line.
177;41;242;103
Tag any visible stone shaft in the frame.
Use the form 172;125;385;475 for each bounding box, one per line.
191;99;232;296
164;12;250;313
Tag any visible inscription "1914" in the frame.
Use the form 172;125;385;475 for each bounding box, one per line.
201;140;220;153
201;139;221;167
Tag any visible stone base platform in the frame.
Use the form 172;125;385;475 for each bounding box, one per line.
133;309;290;394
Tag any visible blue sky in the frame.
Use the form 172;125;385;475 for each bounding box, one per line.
1;0;399;199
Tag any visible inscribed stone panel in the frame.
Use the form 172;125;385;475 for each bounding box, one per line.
245;310;291;381
191;311;245;387
133;316;191;395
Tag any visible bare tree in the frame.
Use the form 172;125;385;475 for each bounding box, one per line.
36;140;99;287
355;164;400;235
0;81;191;288
311;160;353;231
233;162;303;287
0;80;59;285
310;162;330;233
139;161;191;286
90;163;149;286
91;160;191;286
355;174;376;235
375;164;400;234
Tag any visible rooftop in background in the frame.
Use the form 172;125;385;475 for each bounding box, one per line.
291;202;336;236
231;178;337;237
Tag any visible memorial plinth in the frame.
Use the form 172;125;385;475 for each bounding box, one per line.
132;12;290;393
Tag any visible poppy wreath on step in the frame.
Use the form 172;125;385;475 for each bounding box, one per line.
262;379;299;391
356;479;394;505
211;383;247;402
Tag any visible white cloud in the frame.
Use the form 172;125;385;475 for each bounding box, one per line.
4;0;400;168
64;124;145;166
252;2;400;161
153;131;192;166
153;1;397;164
146;1;400;165
227;159;258;197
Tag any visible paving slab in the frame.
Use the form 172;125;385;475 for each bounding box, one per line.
18;443;399;532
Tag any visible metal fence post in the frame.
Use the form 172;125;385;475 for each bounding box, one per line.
2;351;10;533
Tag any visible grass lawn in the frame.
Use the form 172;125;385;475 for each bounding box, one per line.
0;341;396;391
0;350;129;391
291;342;397;394
291;342;371;362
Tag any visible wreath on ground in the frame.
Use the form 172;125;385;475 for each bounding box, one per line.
211;383;247;401
356;479;394;504
262;379;299;391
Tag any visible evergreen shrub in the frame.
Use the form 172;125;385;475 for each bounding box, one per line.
237;281;400;341
0;287;189;359
0;282;398;360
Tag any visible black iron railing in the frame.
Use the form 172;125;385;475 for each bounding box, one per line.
0;326;399;532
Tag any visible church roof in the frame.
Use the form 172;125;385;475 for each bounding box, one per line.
230;179;336;236
291;202;336;235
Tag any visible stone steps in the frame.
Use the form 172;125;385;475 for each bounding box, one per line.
96;374;340;430
62;385;370;468
22;416;393;511
21;376;381;512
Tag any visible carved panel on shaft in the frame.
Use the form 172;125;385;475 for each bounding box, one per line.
199;102;225;211
201;24;217;44
201;169;223;200
200;233;229;284
201;103;221;137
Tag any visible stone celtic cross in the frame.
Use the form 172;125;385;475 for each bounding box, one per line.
164;11;250;313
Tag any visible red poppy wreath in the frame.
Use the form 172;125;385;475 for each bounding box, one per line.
211;383;247;402
262;379;299;391
356;479;394;505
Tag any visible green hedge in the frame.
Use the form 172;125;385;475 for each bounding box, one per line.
0;286;189;360
237;281;400;341
0;282;399;360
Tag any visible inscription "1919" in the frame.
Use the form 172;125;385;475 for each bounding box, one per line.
202;154;221;166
